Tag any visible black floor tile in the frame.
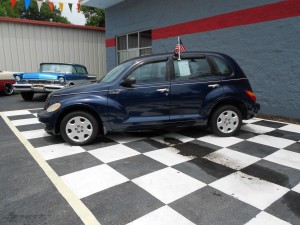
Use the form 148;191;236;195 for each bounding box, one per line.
170;186;260;225
228;141;279;158
47;152;103;176
252;120;287;129
173;158;235;184
266;191;300;225
82;182;164;225
241;160;300;189
124;139;168;153
109;154;167;180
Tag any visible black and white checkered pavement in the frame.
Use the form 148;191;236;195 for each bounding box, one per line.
3;109;300;225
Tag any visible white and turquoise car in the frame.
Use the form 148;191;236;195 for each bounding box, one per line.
13;63;97;100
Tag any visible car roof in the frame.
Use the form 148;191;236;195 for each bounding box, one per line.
125;51;231;64
40;63;86;67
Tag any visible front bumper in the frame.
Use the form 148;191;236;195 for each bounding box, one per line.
14;83;65;93
38;109;59;134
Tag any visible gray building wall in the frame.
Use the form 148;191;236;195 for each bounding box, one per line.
105;0;300;119
0;19;106;78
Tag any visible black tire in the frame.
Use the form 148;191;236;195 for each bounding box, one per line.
210;105;242;137
60;111;99;146
3;83;14;95
21;92;34;101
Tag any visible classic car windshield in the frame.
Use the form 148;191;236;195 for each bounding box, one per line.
99;61;133;83
40;64;76;74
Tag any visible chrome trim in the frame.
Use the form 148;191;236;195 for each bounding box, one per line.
171;78;247;86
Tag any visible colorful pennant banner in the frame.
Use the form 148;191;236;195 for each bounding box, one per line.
11;0;16;8
8;0;81;13
48;1;54;12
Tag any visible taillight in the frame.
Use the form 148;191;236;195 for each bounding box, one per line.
245;90;256;102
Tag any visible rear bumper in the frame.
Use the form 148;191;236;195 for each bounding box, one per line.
246;102;260;119
14;83;65;93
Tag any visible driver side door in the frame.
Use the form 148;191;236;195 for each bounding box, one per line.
108;59;171;131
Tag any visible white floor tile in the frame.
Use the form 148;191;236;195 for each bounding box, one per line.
11;118;40;126
210;171;289;210
292;183;300;194
36;143;85;160
89;144;140;163
21;129;50;139
245;211;292;225
203;148;260;170
279;124;300;134
241;124;275;134
144;147;193;166
247;135;295;149
197;135;243;147
2;110;31;116
132;167;206;204
106;133;144;144
61;164;128;199
242;118;263;124
127;205;196;225
264;149;300;170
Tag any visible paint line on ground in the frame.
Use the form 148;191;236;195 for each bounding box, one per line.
0;112;101;225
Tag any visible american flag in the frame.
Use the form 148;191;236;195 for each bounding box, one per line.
174;38;186;54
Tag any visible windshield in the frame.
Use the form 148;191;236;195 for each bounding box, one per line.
99;61;133;83
40;64;76;74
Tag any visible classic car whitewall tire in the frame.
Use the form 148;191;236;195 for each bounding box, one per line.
60;111;99;146
210;105;242;137
3;83;14;95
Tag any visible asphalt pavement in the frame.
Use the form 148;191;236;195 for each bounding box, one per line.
0;93;83;225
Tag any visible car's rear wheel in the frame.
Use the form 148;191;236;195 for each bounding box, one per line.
3;83;14;95
210;105;242;137
60;111;99;146
21;92;34;101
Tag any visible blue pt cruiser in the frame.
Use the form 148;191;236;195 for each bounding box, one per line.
38;52;260;145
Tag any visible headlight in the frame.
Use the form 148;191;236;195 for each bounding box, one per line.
15;75;21;81
58;77;65;83
46;103;61;112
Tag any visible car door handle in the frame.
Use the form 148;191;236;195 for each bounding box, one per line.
156;88;169;93
208;84;220;88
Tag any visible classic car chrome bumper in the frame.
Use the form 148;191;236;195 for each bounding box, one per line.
13;83;65;92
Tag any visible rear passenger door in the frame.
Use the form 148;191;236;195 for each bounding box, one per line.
169;54;227;123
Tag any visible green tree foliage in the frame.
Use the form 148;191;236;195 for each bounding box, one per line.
80;6;105;27
0;0;69;23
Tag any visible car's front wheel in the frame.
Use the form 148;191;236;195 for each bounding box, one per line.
3;83;14;95
210;105;242;137
21;92;34;101
60;111;99;145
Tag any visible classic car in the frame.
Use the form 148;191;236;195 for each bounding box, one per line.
13;63;97;101
38;52;260;145
0;70;16;95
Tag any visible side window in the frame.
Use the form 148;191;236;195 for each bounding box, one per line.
174;58;213;80
210;56;232;76
75;66;87;74
127;61;167;84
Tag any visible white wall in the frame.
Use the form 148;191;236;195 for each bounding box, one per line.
0;21;106;78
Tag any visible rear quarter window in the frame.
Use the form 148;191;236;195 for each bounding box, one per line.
210;56;233;76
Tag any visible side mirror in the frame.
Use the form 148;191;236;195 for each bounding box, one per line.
121;77;136;87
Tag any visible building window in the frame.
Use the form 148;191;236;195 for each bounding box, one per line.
117;30;152;64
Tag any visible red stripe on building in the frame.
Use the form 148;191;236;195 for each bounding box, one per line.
106;38;116;47
152;0;300;40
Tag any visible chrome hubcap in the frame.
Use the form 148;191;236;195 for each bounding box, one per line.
65;116;93;142
4;84;13;94
217;110;239;134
